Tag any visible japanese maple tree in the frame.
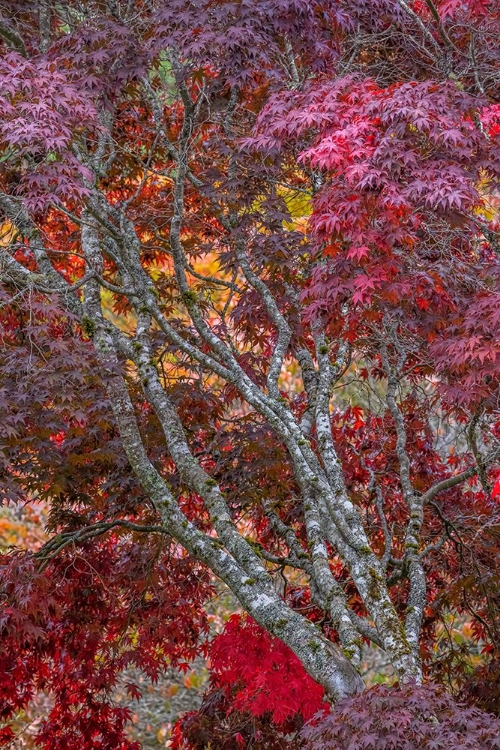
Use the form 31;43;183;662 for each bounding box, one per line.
1;0;500;747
